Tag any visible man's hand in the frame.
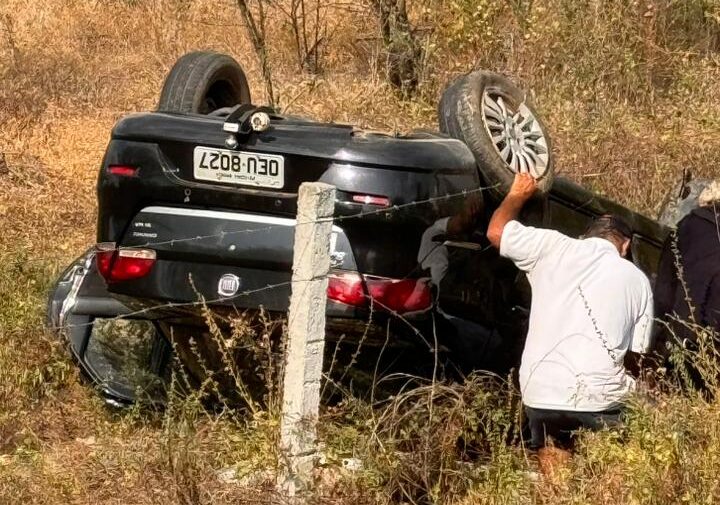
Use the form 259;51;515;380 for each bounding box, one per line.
487;173;539;249
508;173;538;202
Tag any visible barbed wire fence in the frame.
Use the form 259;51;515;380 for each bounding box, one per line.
39;183;497;404
36;181;497;500
7;183;496;278
43;183;496;333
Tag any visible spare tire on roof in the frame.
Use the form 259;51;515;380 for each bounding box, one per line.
439;71;554;200
158;51;251;114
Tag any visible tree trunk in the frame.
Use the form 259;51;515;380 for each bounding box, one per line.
370;0;422;95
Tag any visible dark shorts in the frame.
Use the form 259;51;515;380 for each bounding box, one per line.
525;405;625;449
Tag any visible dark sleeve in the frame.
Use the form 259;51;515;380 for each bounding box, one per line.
654;231;679;320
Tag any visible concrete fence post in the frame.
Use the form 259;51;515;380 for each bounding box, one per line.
279;182;336;498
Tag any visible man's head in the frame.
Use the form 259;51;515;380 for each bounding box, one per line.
583;214;633;257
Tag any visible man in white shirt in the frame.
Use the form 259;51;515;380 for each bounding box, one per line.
486;173;654;455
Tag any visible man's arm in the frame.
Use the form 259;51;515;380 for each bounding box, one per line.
626;278;655;377
487;173;538;249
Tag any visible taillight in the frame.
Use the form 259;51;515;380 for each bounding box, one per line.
95;242;116;278
366;277;432;314
107;165;139;177
110;249;156;281
327;271;366;307
95;244;156;282
327;271;432;314
350;193;391;207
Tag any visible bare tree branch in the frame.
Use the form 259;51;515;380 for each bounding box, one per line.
236;0;276;107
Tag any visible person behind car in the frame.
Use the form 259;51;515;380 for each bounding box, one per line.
655;180;720;389
416;194;502;373
486;173;654;467
417;194;484;288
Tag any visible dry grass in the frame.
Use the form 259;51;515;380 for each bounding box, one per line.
2;0;720;503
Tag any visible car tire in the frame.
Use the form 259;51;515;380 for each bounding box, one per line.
158;51;252;114
438;71;554;200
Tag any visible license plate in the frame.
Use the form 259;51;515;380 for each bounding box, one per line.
193;147;284;189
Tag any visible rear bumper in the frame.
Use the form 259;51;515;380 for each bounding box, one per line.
48;250;401;331
47;249;426;403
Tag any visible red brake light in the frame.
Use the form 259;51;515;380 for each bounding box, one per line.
327;271;432;314
95;242;116;278
95;244;156;282
351;194;391;207
108;165;139;177
366;277;432;314
110;249;156;281
327;271;366;307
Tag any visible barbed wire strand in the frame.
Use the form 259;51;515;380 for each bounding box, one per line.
42;182;498;337
52;279;294;332
52;273;439;352
12;184;497;269
123;183;495;250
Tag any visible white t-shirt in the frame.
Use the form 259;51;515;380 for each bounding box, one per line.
500;220;654;411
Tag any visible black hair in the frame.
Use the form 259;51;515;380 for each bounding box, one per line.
584;214;633;243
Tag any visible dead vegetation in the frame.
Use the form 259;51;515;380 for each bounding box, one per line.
2;0;720;503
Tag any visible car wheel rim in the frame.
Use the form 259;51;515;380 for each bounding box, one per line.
481;90;550;179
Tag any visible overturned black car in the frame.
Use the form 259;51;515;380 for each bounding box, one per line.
47;51;671;404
